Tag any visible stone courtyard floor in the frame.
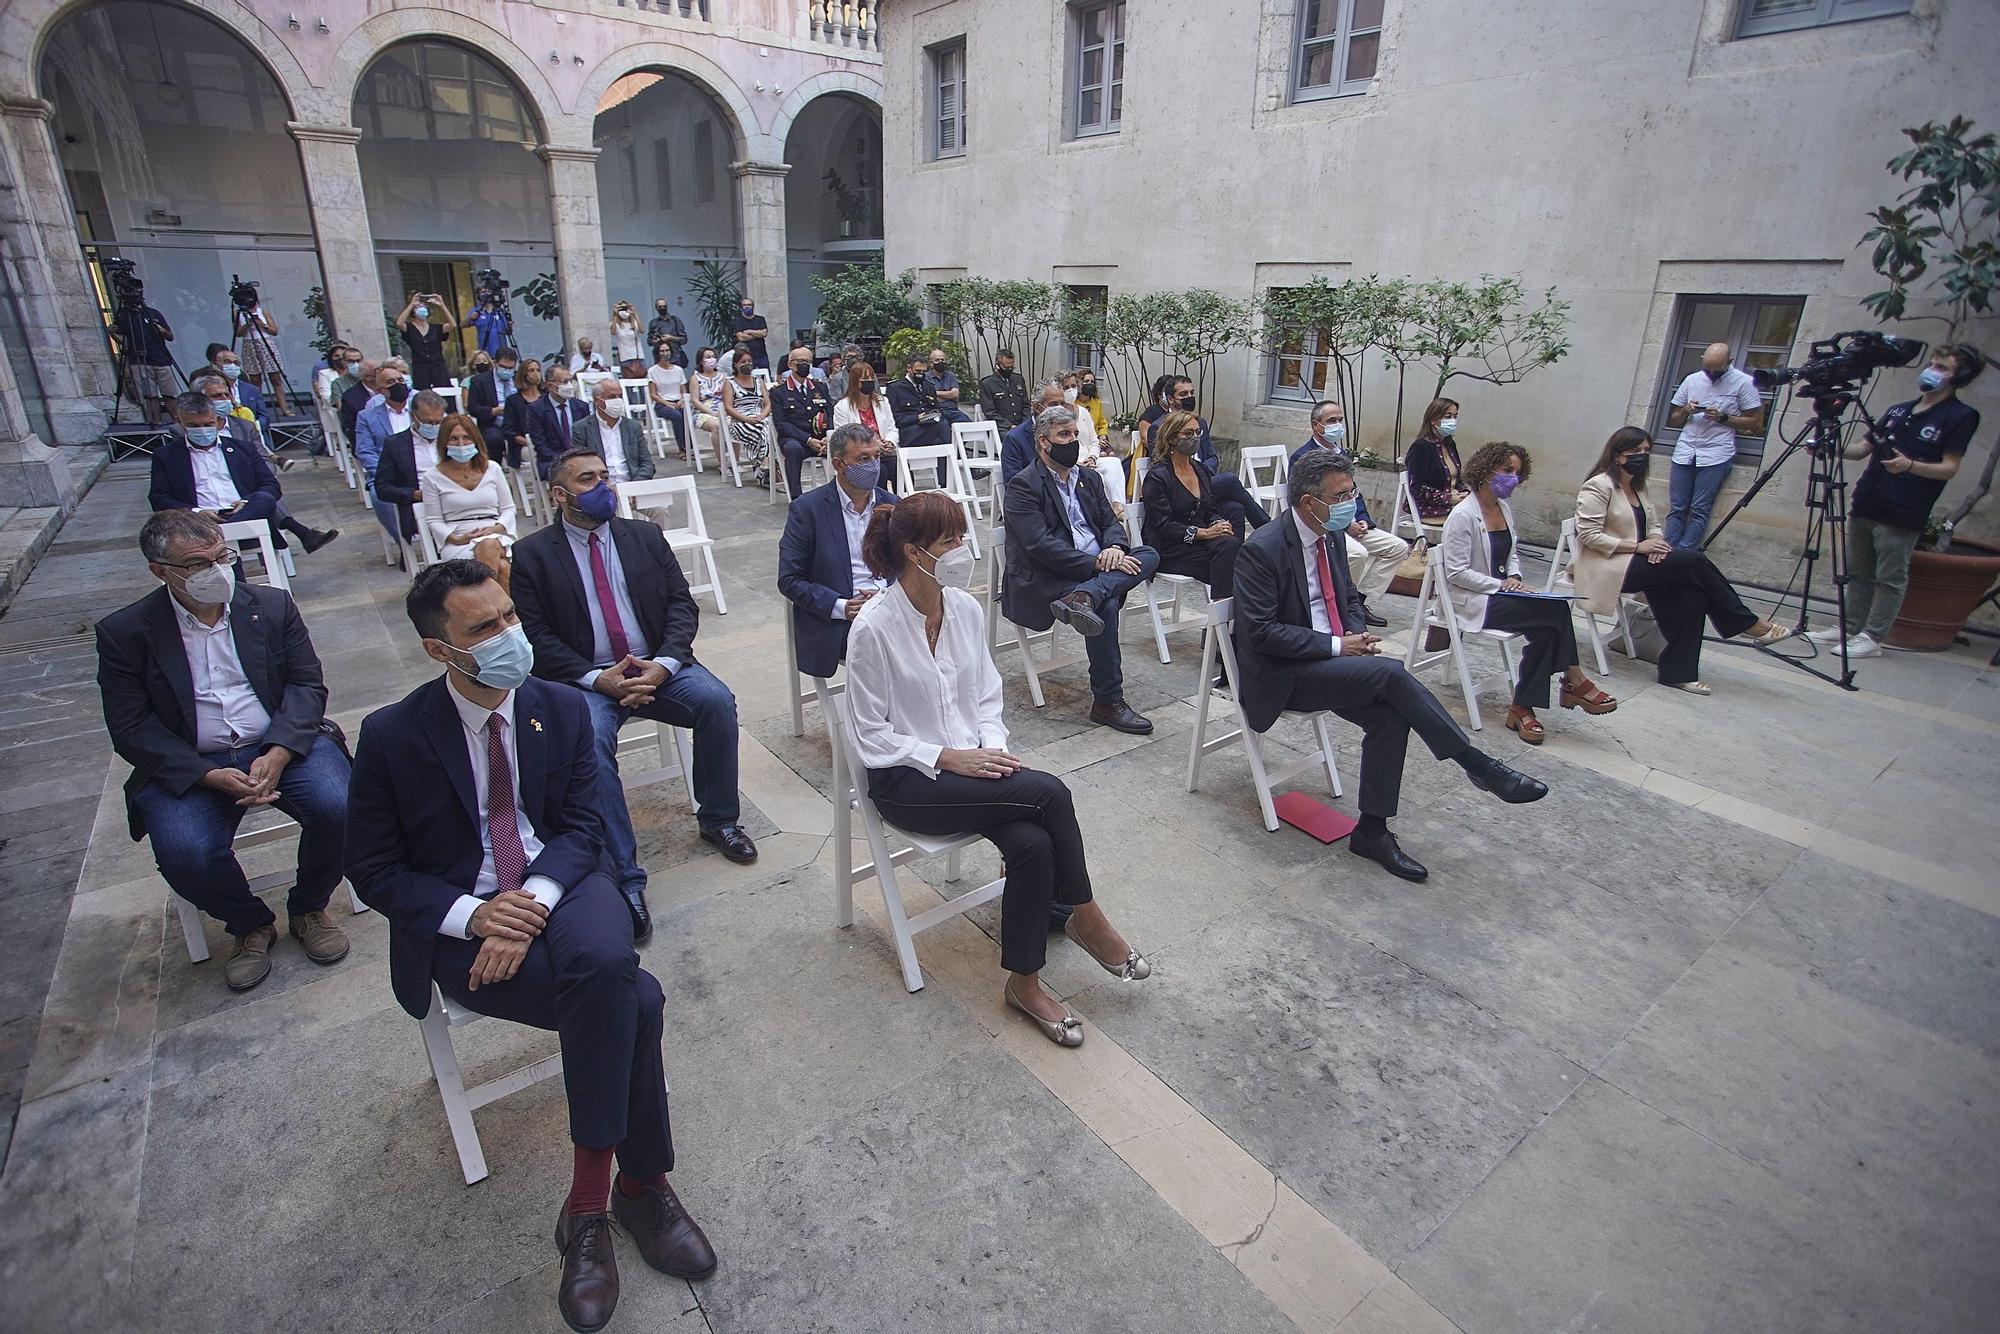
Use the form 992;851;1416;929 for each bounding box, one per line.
0;451;1995;1334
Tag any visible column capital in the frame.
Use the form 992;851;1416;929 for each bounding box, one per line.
0;97;53;122
537;144;600;164
729;159;792;179
287;122;363;146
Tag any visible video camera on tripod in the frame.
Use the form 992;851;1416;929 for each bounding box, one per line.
104;255;147;313
1754;330;1925;407
472;267;510;307
229;275;261;310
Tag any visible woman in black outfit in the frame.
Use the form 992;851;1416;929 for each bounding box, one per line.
395;290;456;389
1405;396;1465;518
1140;409;1241;597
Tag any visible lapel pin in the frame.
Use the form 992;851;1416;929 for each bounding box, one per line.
530;718;543;732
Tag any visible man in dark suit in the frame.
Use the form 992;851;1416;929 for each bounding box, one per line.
466;346;517;465
510;448;756;940
768;347;831;499
1234;449;1547;882
96;509;351;992
150;392;286;544
1002;405;1159;735
338;357;376;445
1290;400;1405;626
373;389;450;546
529;366;595;478
886;352;952;452
777;423;897;679
190;377;339;554
1000;380;1067;483
978;348;1030;430
206;346;272;442
346;560;716;1332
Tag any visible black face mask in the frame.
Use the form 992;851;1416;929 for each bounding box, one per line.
1620;454;1651;481
1175;395;1196;411
386;382;411;406
1079;383;1097;399
1047;439;1081;469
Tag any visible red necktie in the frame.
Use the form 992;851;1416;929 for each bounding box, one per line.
485;714;527;896
587;531;635;665
558;403;571;447
1313;533;1339;628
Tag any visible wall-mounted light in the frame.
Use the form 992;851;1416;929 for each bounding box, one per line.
286;14;300;30
572;54;585;66
315;17;328;33
549;50;561;64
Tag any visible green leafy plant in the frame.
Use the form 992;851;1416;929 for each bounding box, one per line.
518;272;561;323
1163;289;1254;408
822;167;870;233
810;262;919;345
1259;274;1398;448
936;278;1058;381
882;325;971;383
687;259;744;349
1860;117;2000;337
1406;275;1570;402
301;286;333;357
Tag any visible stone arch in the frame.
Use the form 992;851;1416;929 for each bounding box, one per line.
321;9;563;138
769;69;884;156
574;43;758;159
7;0;312;110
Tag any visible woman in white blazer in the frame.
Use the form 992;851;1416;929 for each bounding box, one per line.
830;361;900;444
1440;442;1616;743
1574;427;1793;694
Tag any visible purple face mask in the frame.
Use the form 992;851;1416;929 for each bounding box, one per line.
1491;472;1521;500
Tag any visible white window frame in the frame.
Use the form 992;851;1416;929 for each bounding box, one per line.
1735;0;1911;39
1069;2;1125;139
1646;294;1805;463
1291;0;1382;103
931;39;967;160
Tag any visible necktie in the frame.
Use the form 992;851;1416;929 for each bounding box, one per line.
558;403;571;447
1314;534;1340;631
485;714;527;896
587;531;635;664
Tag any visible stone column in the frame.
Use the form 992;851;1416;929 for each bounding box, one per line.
287;123;387;357
0;97;114;413
0;317;76;511
732;160;791;352
539;145;607;353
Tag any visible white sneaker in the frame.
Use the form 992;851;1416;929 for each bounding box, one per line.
1844;632;1881;658
1805;625;1846;644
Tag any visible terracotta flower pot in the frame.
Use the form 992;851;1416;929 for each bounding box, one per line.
1886;538;2000;651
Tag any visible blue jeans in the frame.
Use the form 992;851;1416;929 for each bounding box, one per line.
1666;459;1731;549
579;664;742;891
130;734;350;936
1069;545;1161;701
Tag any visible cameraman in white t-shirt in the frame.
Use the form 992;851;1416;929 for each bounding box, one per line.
1665;342;1764;549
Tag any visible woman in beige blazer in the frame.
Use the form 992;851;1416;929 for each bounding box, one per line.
1575;427;1793;694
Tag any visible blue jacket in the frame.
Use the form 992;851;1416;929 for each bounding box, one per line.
149;434;281;523
1290;438;1373;526
1000;418;1038;483
354;401;398;483
235;379;271;437
777;478;898;678
346;675;605;1019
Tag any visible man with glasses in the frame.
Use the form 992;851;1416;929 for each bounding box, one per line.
188;375;339;556
95;509;352;991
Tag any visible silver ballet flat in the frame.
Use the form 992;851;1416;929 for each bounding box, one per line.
1005;985;1084;1047
1065;920;1152;980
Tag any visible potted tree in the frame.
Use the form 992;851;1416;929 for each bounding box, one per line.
1859;117;2000;649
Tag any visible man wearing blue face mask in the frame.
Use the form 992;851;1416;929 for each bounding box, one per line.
149;392;283;542
777;423;899;682
1291;399;1408;626
348;559;718;1330
466;347;518;466
373;389;448;547
510;448;756;941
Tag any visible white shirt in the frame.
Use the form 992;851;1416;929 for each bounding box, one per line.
1292;511;1341;647
830;489;884;620
594;414;628;481
437;679;562;940
570;352;609;374
187;442;242;511
647;363;686;404
1669;366;1761;466
174;597;271;751
846;582;1007;778
387;406;411;436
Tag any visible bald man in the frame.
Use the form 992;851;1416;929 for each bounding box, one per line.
1664;341;1763;549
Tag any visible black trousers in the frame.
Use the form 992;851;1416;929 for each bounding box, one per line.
1621;549;1760;685
1209;472;1271;531
1482;593;1581;709
1283;655;1471;818
868;765;1093;975
432;873;674;1174
1156;526;1243;597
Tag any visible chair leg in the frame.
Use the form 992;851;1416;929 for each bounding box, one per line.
703;547;728;615
419;999;489;1185
829;699;856;930
789;664;805;739
1451;632;1485;731
1312;713;1345;799
175;894;211;964
347;881;369;915
1145;583;1172;665
1185;630;1217;792
1583;611;1612;676
862;820;925;993
1015;625;1048;708
1240;726;1282;833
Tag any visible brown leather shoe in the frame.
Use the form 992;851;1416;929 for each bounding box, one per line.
224;924;278;992
611;1177;719;1280
553;1211;619;1333
288;910;350;965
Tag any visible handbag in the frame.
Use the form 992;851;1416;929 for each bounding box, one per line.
1388;536;1428;600
1624;594;1667;665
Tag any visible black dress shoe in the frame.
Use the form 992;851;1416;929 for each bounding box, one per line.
1349;829;1428;882
619;883;653;942
299;527;340;554
1088;697;1153;734
1363;604;1389;628
699;825;759;864
1465;755;1550;804
611;1178;719;1280
1049;592;1105;637
554;1211;619;1334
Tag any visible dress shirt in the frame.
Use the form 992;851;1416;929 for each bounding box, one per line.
188;443;242;511
1292;511;1341;647
830;490;884;620
174;598;271;751
559;515;675;686
1050;465;1102;557
594;414;629;481
845;582;1007;778
1669;367;1761;467
387;406;411;437
437;679;561;939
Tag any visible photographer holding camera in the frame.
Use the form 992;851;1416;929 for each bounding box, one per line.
1811;343;1985;658
229;280;287;411
396;291;457;389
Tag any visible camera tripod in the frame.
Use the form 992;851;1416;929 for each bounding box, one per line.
108;297;187;446
233;305;299;417
1701;388;1871;690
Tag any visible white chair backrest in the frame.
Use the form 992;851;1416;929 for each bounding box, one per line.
434;385;462;412
953;420;1002;461
1208;596;1243;680
897;442;961;495
409;501;443;568
752;368;772;400
1239;446;1290;508
1546;517;1580;591
618;377;651;412
615;475;708;539
219;519;288;591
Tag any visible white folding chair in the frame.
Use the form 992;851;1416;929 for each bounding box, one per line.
987;530;1086;705
618;378;660;453
507;464;540;528
680;399;707;475
433;385;463;414
219;519;290;589
784;608;844;738
1183;598;1343;833
829;694;1006;993
1239;445;1291;514
614;477;727;614
896;445;982;560
953;420;1004;517
614;719;698;808
418;982;565;1185
174;816;368;964
319;405;356;489
408;500;444;572
1403;545;1521;731
1141;572;1206;665
1544;517;1639;675
1391;469;1444;543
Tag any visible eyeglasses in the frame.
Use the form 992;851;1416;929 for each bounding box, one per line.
162;547;240;575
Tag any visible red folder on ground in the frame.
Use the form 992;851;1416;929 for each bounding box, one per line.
1272;791;1358;843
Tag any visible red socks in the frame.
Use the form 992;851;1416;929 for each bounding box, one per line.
616;1170;668;1200
565;1144;615;1216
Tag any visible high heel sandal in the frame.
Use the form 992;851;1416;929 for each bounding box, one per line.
1505;705;1545;744
1666;680;1713;695
1064;919;1152;981
1744;623;1797;646
1559;677;1619;715
1005;982;1083;1047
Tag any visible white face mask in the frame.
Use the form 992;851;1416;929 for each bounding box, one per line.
1063;387;1079;403
918;544;976;591
600;397;628;420
551;382;572;400
178;560;235;607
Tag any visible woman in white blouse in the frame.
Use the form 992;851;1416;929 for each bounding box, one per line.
845;491;1150;1047
421;412;518;588
1440;441;1614;744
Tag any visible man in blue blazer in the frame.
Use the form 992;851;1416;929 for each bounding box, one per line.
190;375;338;554
206;345;272;440
1290;399;1406;625
373;390;451;545
777;423;898;679
526;366;595;479
466;347;516;464
354;367;415;545
149;393;284;544
346;560;717;1330
999;380;1065;483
